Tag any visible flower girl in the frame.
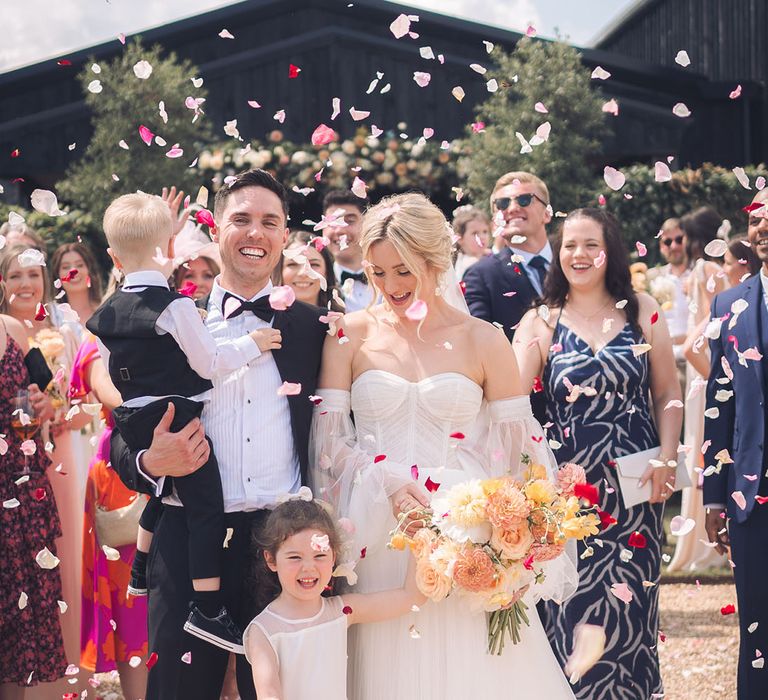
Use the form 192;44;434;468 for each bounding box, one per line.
244;499;425;700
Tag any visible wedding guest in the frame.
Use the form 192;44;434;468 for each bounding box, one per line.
0;243;90;699
244;499;425;700
723;236;759;286
666;207;728;574
322;189;374;312
0;222;46;257
451;205;491;278
703;188;768;700
514;208;682;699
463;171;552;342
49;242;104;333
72;335;149;700
172;220;221;300
0;313;67;699
273;230;343;310
108;171;328;700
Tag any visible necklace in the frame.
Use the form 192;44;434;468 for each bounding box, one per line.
565;296;614;322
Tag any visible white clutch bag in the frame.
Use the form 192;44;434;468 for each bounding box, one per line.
615;447;691;508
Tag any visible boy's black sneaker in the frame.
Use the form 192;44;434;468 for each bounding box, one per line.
183;605;245;654
127;570;148;597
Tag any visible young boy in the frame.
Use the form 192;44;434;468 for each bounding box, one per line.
87;192;281;654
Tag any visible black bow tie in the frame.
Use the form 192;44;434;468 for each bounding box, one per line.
340;269;368;285
221;292;274;321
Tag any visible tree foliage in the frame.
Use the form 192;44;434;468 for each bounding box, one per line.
459;38;608;213
57;40;213;239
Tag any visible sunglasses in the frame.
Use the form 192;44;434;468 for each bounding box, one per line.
493;193;547;210
661;235;684;247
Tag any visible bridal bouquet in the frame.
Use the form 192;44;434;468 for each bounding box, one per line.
389;457;600;654
29;328;67;411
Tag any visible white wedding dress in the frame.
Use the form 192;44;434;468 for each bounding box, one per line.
311;369;577;700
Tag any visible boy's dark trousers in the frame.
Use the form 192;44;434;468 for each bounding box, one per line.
112;396;224;581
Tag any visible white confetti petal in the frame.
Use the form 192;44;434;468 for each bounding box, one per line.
133;60;153;79
675;50;691;67
591;66;611;80
672;102;691;117
87;79;102;94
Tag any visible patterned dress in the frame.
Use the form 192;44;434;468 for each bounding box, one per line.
73;336;149;672
541;319;664;700
0;334;67;686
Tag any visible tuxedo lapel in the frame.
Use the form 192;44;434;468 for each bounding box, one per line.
496;248;537;303
740;277;763;390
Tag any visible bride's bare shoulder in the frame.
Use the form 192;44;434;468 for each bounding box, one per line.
336;308;382;339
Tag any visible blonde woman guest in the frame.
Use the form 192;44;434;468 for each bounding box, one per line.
0;244;92;699
273;230;343;311
667;207;729;573
0;222;47;257
310;192;577;700
513;209;682;699
172;220;221;301
451;205;491;278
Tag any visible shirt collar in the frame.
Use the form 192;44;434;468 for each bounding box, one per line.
122;270;170;289
509;240;553;264
334;262;365;276
760;269;768;298
210;276;273;308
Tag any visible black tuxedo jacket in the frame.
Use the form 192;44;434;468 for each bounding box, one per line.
462;247;540;341
110;294;327;498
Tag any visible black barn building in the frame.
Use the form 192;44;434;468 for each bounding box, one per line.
0;0;764;203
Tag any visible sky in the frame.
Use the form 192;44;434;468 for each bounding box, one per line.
0;0;637;74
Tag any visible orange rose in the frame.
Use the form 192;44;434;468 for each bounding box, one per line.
415;558;452;602
491;523;534;561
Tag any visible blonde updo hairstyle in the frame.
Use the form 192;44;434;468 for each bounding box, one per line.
360;192;454;310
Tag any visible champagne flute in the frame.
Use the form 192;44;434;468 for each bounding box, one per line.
11;389;40;474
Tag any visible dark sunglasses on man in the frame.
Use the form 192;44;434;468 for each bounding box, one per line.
661;235;684;247
493;193;548;210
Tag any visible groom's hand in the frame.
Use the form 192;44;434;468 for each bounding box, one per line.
139;402;210;479
704;507;730;555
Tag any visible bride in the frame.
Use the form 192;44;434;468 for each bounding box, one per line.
310;193;577;699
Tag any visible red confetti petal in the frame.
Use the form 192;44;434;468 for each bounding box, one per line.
373;454;386;463
424;476;440;493
755;496;768;504
57;59;72;66
659;632;667;643
531;435;543;443
513;265;521;275
523;554;535;570
338;328;345;339
195;209;215;227
628;531;647;548
60;268;79;283
450;432;465;440
650;311;659;325
360;547;367;559
597;508;616;530
34;303;48;321
459;280;466;295
178;281;197;298
574;482;599;505
743;202;766;213
342;605;353;615
146;652;159;668
288;64;301;78
10;148;20;158
410;465;419;480
532;376;544;393
33;488;46;501
720;603;736;616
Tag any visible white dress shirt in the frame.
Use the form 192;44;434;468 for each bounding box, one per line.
334;262;375;312
509;241;553;297
139;277;301;512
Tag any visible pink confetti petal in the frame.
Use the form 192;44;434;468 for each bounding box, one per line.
390;14;411;38
181;651;192;664
273;109;286;123
410;465;419;480
269;284;296;311
670;515;695;537
371;125;383;137
138;125;154;146
166;146;184;158
20;440;36;456
277;381;302;396
729;84;742;99
349;108;370;121
732;490;747;510
636;242;647;257
602;99;619;115
351;176;368;199
405;299;427;321
247;100;261;109
413;71;431;87
534;102;548;113
594;250;607;268
654;161;672;182
610;582;634;604
603;166;625;191
195;209;214;227
311;123;338;146
219;28;235;39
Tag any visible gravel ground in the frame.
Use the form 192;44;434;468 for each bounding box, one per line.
659;582;739;700
93;582;739;700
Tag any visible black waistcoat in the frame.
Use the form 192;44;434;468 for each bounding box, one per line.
86;287;212;402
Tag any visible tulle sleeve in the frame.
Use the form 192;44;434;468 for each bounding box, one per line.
479;396;579;604
309;389;412;516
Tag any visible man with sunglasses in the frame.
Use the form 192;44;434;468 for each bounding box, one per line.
463;171;552;342
647;218;691;389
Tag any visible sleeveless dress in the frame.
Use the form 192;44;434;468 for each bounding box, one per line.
311;370;577;700
540;319;664;700
0;334;67;686
243;596;348;700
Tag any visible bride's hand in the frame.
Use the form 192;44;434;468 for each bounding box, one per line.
502;584;530;609
390;483;430;535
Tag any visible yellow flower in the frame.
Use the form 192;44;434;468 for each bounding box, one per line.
524;479;557;506
524;463;548;481
481;478;506;497
561;513;601;540
447;480;487;528
389;532;409;551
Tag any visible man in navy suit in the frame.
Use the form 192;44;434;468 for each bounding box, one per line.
462;171;553;341
704;188;768;700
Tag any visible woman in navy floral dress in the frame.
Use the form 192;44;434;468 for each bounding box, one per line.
514;209;683;699
0;315;67;695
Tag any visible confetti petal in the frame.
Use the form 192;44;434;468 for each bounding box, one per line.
669;515;695;537
311;123;338;146
732;491;747;510
351;176;368;199
591;66;611;80
674;50;691;67
138;125;154;146
672;102;691;117
349;108;370;121
654;161;672;182
277;381;302;396
405;299;427;321
36;547;60;569
389;14;411;39
269;284;296;310
610;582;633;604
30;189;66;216
603;166;625;191
451;86;465;102
133;60;153;79
413;71;431;87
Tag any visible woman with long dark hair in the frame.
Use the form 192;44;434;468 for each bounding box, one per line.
513;208;682;700
49;242;103;331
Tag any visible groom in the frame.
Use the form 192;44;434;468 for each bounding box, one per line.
110;169;327;699
704;188;768;700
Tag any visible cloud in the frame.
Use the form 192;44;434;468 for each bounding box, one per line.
405;0;542;33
